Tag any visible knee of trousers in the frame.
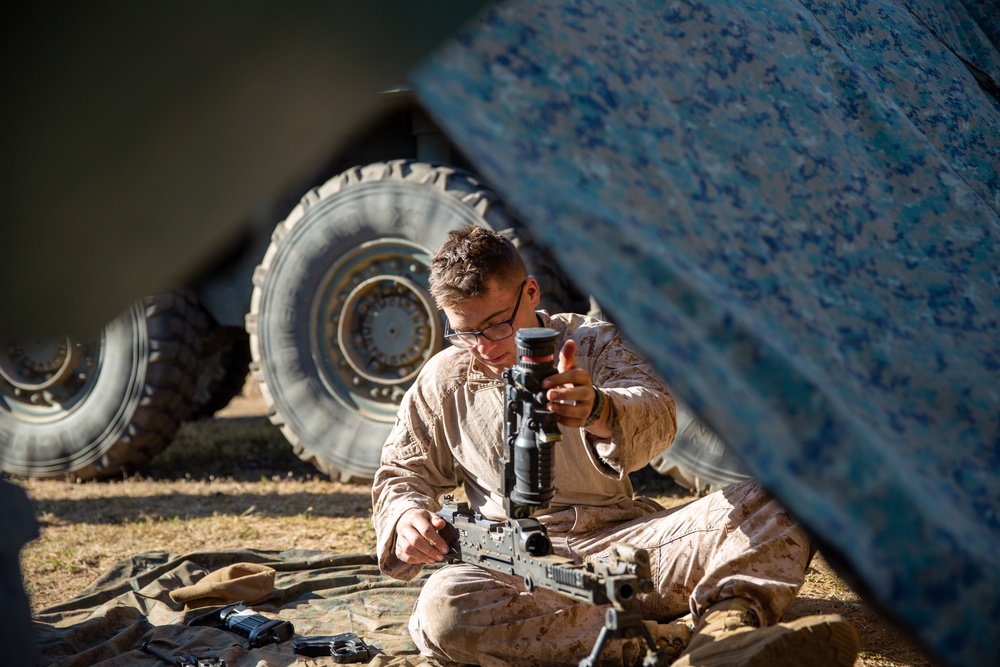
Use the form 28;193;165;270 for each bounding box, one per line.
411;565;495;650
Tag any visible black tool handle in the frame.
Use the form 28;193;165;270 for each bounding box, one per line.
140;641;182;666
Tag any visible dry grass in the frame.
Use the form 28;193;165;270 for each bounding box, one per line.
17;417;376;612
13;388;938;666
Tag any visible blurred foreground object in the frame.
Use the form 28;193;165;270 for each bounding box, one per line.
0;478;37;667
0;2;486;338
412;1;1000;665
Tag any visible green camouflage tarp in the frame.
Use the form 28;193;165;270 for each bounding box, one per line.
33;550;441;667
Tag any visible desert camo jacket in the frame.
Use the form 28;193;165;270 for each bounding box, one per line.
373;311;678;581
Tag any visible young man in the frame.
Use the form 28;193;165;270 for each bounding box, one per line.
372;225;859;666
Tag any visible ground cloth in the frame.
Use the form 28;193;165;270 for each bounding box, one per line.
33;550;441;667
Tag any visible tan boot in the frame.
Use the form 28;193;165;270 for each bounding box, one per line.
642;616;695;662
672;598;860;667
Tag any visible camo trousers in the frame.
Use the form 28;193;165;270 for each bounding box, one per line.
408;480;812;667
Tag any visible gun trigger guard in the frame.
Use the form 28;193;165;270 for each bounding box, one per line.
292;633;374;663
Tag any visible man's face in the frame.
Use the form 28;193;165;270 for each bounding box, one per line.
442;276;541;377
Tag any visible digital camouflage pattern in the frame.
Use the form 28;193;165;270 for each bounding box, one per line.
411;1;1000;666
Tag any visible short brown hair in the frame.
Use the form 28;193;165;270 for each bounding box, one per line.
429;225;526;308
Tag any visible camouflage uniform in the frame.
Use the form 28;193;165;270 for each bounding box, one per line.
372;312;811;666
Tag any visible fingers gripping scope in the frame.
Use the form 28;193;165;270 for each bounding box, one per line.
503;327;561;515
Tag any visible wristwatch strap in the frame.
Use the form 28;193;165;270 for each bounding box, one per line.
583;384;605;427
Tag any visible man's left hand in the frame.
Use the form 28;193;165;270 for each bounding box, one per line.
542;340;610;437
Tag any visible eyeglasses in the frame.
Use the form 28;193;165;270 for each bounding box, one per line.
444;280;526;349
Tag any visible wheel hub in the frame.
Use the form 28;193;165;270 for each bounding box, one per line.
339;275;437;385
314;238;442;420
0;335;96;411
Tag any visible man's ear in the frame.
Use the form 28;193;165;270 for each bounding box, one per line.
526;276;542;308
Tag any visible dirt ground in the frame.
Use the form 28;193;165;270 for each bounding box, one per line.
15;382;939;666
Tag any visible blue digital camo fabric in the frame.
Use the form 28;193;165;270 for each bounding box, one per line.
411;1;1000;665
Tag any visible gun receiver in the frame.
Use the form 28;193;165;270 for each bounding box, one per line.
437;497;661;666
438;497;651;604
437;328;666;666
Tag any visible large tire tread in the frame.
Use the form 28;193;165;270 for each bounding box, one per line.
189;326;252;420
80;291;208;479
0;292;209;480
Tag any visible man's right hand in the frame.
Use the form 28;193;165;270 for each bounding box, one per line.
394;508;450;564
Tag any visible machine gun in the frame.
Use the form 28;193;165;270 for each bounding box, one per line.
437;328;665;667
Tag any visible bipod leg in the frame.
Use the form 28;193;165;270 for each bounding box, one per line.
578;608;664;667
578;626;612;667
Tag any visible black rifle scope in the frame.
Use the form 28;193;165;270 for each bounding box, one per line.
508;327;561;510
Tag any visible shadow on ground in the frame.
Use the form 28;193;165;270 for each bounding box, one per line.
141;416;329;482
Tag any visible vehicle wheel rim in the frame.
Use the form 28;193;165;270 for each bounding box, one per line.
313;238;442;422
0;334;101;419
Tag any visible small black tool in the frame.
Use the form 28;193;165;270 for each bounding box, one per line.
292;633;375;663
140;640;227;667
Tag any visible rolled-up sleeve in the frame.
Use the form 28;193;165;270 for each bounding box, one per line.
579;330;677;476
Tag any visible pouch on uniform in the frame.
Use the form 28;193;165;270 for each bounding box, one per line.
169;563;276;609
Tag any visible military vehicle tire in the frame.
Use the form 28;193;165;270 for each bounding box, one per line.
649;400;751;493
190;325;251;419
248;160;580;482
0;293;207;480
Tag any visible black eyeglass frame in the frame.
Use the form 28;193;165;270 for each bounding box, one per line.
444;280;527;349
